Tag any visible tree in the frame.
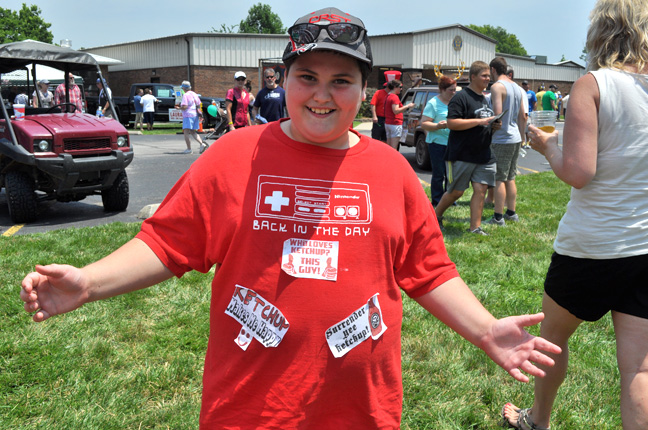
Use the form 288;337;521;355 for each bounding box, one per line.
560;54;567;62
238;3;285;34
210;23;239;34
579;46;588;64
467;24;527;56
0;3;53;44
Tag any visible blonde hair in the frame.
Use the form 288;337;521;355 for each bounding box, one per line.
586;0;648;71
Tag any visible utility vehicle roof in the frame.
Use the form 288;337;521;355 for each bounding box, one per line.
0;40;99;74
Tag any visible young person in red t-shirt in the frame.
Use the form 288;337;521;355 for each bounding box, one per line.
20;7;560;429
384;79;415;150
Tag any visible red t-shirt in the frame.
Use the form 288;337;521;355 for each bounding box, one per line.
384;93;403;125
370;88;389;117
226;87;250;127
137;120;458;428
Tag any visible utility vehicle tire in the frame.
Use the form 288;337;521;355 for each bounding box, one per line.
102;170;129;212
415;134;432;170
5;171;39;223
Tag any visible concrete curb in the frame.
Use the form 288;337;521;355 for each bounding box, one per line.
137;204;160;219
354;122;372;131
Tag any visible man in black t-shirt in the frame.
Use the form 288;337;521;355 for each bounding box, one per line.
252;68;286;123
435;61;499;235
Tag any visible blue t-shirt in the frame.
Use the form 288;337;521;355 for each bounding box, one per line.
253;86;286;122
422;96;450;145
133;94;144;113
526;90;537;112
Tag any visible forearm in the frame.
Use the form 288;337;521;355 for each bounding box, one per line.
447;117;486;131
414;277;496;349
83;238;173;303
225;104;234;128
392;105;410;115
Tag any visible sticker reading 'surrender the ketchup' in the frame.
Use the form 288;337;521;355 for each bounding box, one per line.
325;293;387;358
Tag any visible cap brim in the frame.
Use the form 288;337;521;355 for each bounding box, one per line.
283;40;371;67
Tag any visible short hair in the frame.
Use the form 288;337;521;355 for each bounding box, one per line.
469;61;490;80
264;68;275;77
489;57;508;76
387;79;402;90
506;65;515;78
438;75;457;91
586;0;648;71
181;80;191;90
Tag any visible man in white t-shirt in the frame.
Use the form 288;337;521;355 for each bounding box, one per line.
140;88;158;131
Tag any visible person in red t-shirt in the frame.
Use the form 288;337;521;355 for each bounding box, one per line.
20;7;561;429
370;83;389;141
384;79;415;150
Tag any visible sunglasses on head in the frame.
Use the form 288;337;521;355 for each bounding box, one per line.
288;22;363;45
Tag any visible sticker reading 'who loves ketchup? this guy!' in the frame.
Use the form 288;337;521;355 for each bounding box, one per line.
282;238;339;281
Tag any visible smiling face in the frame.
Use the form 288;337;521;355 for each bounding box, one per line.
470;68;491;93
283;51;366;149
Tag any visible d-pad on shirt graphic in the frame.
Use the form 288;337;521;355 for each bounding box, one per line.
256;175;372;224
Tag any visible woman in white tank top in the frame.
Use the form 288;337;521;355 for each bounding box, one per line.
502;1;648;429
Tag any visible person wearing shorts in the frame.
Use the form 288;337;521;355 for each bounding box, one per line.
434;61;499;235
140;88;157;131
502;2;648;428
486;57;525;226
383;79;414;150
178;81;207;155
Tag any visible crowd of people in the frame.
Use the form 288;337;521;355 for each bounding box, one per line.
16;0;648;428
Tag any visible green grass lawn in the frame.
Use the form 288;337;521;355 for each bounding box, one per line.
137;122;184;135
0;172;622;429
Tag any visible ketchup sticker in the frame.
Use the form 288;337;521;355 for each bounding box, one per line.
325;293;387;358
225;285;290;351
282;238;339;281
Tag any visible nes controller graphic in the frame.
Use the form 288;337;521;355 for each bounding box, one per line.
255;175;373;224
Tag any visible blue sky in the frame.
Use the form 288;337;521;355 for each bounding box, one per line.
5;0;596;66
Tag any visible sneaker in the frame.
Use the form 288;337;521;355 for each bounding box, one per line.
182;149;192;154
468;227;489;236
504;213;519;222
199;143;209;154
485;217;505;226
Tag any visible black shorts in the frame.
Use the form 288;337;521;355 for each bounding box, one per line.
143;112;155;125
545;252;648;321
371;116;386;141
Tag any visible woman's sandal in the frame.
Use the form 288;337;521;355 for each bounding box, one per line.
501;404;549;430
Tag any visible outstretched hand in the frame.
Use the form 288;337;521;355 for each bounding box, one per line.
20;264;90;322
481;313;562;383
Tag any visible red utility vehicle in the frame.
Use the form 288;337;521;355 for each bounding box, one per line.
0;40;133;223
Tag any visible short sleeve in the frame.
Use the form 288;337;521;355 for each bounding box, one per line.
423;98;437;119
